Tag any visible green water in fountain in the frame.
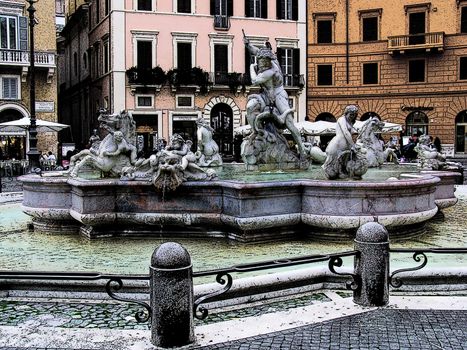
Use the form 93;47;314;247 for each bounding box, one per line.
0;186;466;277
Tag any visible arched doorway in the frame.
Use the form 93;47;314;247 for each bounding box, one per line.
0;108;27;160
315;112;336;122
455;110;467;153
360;112;381;121
210;103;233;157
405;111;428;136
315;113;336;150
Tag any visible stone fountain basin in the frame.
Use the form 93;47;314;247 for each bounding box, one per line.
19;170;459;242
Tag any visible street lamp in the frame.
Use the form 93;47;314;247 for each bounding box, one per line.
26;0;40;172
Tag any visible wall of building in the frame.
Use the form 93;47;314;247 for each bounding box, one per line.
307;0;467;153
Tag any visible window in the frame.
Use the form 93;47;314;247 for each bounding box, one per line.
211;0;233;29
317;20;332;43
277;48;300;87
277;0;298;20
245;0;267;19
1;76;19;100
209;34;233;82
408;59;425;83
136;95;153;108
172;32;197;69
132;31;158;71
83;52;88;70
462;6;467;33
359;9;381;42
103;40;110;74
406;111;428;136
177;42;192;70
73;52;78;76
177;0;191;13
214;44;228;84
460;57;467;80
137;41;152;70
313;13;336;44
362;63;378;85
0;15;17;49
176;95;194;108
95;0;100;23
362;17;378;41
317;64;333;86
137;0;152;11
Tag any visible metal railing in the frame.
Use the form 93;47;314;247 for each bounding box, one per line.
192;251;359;320
387;32;444;52
0;49;56;67
0;271;151;322
214;15;230;30
389;248;467;288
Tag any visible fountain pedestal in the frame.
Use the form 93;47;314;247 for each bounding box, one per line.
20;170;460;242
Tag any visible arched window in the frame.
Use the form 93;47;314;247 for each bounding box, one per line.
315;112;336;122
360;112;381;121
211;103;233;156
405;111;428;136
455;110;467;153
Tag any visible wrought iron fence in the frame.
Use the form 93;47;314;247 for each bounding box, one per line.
389;248;467;288
192;251;360;320
0;271;151;322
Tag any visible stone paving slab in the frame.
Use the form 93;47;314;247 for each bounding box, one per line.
198;309;467;350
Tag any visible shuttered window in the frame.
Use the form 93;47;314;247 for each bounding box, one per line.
177;0;191;13
2;77;19;100
0;16;18;50
277;0;297;20
245;0;267;18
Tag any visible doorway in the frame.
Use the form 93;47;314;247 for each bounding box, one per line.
455;110;467;153
210;103;233;157
409;11;426;45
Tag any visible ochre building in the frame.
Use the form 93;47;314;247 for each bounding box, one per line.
307;0;467;155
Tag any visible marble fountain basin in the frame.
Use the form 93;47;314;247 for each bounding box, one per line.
19;165;460;242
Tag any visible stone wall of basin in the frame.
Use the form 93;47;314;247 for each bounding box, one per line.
19;172;459;242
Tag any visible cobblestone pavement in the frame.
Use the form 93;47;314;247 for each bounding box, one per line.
198;309;467;350
0;292;329;329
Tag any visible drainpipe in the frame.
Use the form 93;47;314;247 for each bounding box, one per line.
346;0;349;84
109;3;112;113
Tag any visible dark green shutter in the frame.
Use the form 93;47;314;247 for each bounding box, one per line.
276;0;283;19
292;0;298;20
261;0;268;18
227;0;233;16
293;48;300;85
18;16;28;51
210;0;215;15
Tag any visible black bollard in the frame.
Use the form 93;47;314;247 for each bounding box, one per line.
353;222;389;307
150;242;195;347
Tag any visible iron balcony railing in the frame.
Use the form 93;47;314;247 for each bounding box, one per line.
214;15;230;30
387;32;444;54
242;73;305;89
0;49;56;67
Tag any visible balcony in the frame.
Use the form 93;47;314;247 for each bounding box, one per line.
214;15;230;30
126;66;166;93
0;50;56;67
0;49;56;83
387;32;444;55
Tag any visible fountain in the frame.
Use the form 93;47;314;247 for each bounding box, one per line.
19;41;460;242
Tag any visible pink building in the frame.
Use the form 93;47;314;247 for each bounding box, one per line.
79;0;306;160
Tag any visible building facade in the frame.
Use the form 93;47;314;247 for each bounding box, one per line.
0;0;57;160
59;0;306;160
308;0;467;155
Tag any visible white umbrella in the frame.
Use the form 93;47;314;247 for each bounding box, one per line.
234;120;402;137
354;120;402;133
0;116;70;133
